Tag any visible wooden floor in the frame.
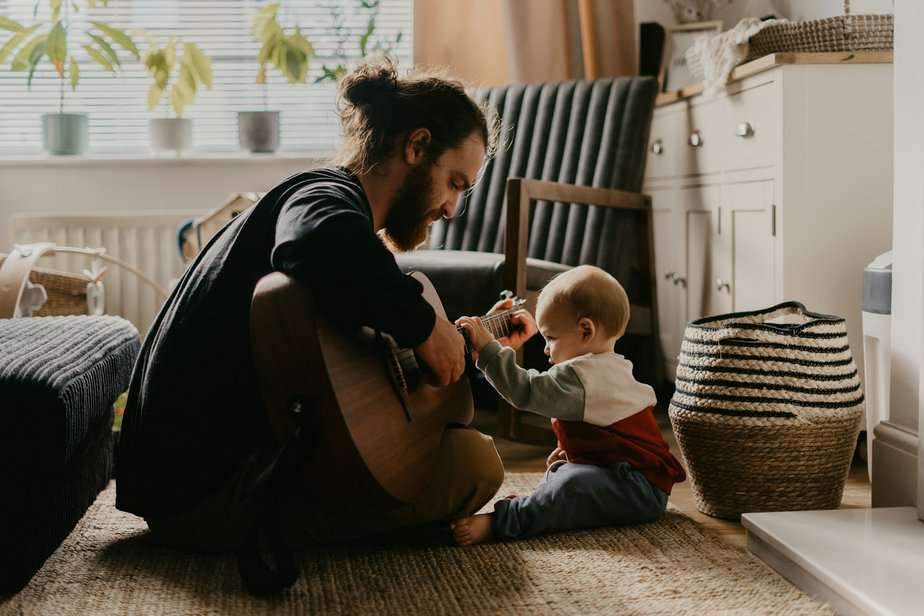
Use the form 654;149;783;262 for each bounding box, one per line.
479;407;872;551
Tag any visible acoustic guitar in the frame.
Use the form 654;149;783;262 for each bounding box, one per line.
249;271;523;511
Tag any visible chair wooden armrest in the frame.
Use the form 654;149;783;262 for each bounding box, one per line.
496;177;659;444
503;177;652;299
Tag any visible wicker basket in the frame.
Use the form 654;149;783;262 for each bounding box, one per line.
0;255;90;316
746;0;892;61
668;302;864;520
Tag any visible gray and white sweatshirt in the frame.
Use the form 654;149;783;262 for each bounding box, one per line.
475;340;656;427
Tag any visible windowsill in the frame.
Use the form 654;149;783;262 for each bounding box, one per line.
0;150;334;167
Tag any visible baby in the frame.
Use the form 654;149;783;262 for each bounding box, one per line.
453;265;685;545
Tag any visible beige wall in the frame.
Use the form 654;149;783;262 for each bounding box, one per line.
414;0;634;86
414;0;511;85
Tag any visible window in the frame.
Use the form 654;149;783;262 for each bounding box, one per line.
0;0;413;155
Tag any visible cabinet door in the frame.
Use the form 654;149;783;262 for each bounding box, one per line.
681;184;729;322
649;188;681;375
724;180;776;312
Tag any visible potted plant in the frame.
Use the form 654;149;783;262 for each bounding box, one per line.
315;0;404;83
142;36;213;153
0;1;140;155
241;2;314;154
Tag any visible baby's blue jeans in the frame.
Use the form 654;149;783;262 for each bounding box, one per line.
492;461;668;540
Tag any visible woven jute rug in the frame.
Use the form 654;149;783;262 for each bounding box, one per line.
1;474;832;615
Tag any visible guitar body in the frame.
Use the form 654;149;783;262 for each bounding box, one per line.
250;271;474;511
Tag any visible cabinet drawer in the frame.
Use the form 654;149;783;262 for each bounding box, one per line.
682;98;724;175
721;82;778;171
646;109;683;179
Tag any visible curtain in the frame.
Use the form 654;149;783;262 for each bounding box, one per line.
414;0;637;85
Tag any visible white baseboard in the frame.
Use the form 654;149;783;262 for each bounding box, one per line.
872;421;919;508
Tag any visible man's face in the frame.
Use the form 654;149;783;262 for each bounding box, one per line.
383;134;486;251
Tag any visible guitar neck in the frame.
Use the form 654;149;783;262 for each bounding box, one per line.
455;300;526;341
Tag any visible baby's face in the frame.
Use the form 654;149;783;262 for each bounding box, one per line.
536;302;592;365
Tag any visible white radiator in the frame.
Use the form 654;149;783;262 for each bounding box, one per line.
11;210;205;334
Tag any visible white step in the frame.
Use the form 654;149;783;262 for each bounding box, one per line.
743;507;924;616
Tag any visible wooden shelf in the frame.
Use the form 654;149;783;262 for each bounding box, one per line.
656;50;893;107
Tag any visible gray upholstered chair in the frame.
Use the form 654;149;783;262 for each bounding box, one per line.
395;76;661;444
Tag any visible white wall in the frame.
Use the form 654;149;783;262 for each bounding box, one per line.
0;156;323;253
635;0;894;28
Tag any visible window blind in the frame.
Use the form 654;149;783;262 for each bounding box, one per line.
0;0;413;155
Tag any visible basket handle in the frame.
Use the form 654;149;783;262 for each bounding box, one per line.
708;303;813;342
0;242;57;318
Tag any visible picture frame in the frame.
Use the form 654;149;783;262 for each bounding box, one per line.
659;21;723;93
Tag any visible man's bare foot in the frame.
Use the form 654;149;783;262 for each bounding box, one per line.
450;514;494;546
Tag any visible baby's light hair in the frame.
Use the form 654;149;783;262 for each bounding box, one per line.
537;265;630;338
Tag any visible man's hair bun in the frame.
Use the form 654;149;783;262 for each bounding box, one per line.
340;59;399;106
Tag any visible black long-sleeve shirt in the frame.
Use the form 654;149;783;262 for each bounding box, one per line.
116;167;435;519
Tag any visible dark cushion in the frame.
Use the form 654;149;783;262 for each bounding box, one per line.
0;316;140;592
0;316;140;474
395;249;570;321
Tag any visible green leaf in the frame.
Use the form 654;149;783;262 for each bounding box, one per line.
88;32;119;67
11;33;46;71
252;3;279;38
288;28;314;56
0;25;40;64
46;20;66;64
257;35;278;66
170;83;184;117
69;56;79;89
0;16;25;32
163;36;175;68
359;16;375;57
176;62;196;99
146;83;162;110
83;43;114;72
90;21;139;59
315;64;346;83
50;0;62;22
26;41;46;89
183;42;211;88
256;64;266;85
72;1;80;13
283;43;306;83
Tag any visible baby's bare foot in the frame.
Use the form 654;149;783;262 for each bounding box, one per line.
450;514;494;546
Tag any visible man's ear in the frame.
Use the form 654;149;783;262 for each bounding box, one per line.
578;317;595;341
404;128;432;165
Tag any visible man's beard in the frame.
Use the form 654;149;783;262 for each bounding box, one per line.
383;162;437;252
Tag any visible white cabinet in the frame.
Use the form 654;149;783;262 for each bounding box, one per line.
646;57;893;379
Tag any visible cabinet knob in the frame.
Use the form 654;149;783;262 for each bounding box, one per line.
715;278;731;293
688;131;703;148
674;276;687;288
650;139;663;155
664;271;676;281
736;122;754;138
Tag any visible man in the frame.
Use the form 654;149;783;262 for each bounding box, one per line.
116;60;505;550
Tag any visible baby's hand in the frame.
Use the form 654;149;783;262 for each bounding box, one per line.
455;316;495;353
484;298;538;350
546;447;567;467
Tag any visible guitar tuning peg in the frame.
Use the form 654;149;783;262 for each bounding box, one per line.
499;290;514;300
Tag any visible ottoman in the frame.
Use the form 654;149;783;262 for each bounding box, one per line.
0;316;140;592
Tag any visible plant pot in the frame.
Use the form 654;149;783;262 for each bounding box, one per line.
149;118;193;152
238;111;280;153
41;113;88;155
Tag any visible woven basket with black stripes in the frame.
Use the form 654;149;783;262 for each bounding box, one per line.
668;302;864;520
